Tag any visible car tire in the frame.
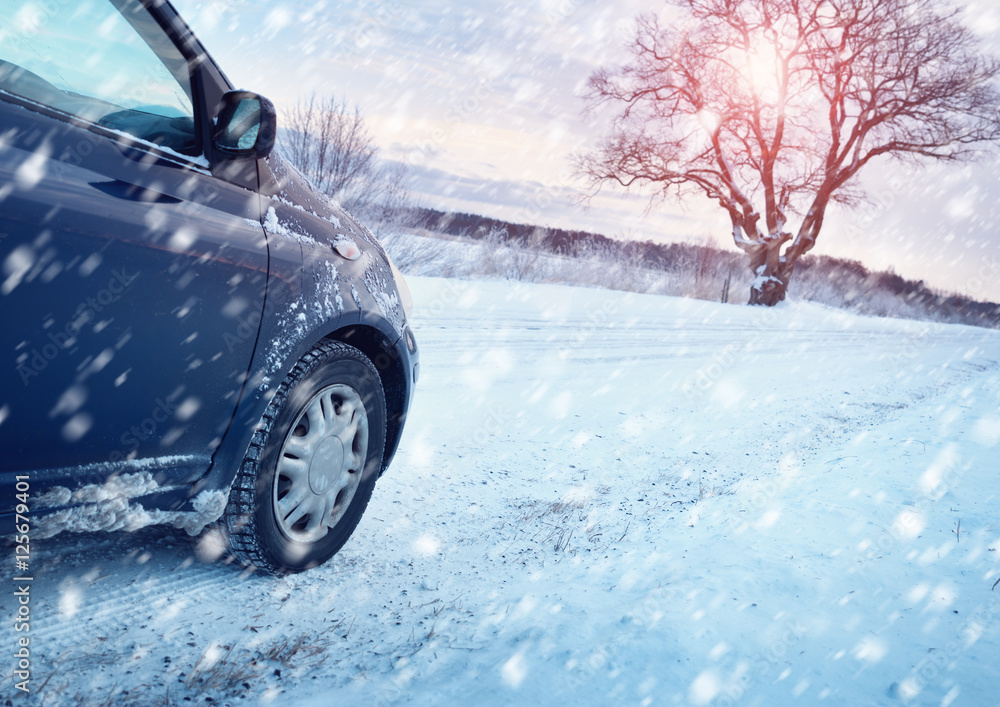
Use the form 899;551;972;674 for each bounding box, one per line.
223;340;386;573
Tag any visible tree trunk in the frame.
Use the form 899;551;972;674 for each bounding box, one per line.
747;243;789;306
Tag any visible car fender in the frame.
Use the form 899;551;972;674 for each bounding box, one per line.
187;161;413;506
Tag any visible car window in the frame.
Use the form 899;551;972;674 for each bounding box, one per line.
0;0;198;154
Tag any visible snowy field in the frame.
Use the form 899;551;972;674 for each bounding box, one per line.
5;276;1000;706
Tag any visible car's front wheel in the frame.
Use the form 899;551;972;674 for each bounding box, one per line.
223;341;386;573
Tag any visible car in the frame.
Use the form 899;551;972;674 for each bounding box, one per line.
0;0;418;573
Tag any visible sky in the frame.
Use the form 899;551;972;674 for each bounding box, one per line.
172;0;1000;302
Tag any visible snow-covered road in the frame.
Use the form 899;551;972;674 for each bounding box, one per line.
6;276;1000;706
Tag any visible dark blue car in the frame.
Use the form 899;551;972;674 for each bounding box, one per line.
0;0;418;573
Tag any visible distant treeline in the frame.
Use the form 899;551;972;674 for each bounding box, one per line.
401;207;1000;329
411;206;631;257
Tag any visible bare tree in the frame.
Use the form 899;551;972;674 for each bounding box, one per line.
359;160;414;237
580;0;1000;305
281;93;411;235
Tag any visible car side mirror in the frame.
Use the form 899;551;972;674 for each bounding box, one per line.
214;90;277;159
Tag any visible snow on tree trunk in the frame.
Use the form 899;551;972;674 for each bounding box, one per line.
747;243;789;306
749;266;788;306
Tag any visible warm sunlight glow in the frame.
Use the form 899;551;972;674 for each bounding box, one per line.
736;36;782;101
697;108;721;132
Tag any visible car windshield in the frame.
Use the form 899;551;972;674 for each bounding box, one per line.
0;0;198;154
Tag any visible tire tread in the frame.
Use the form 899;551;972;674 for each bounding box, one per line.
223;340;384;573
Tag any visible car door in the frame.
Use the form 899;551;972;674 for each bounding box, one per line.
0;0;268;492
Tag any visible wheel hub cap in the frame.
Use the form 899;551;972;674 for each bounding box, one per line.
309;437;346;495
272;384;369;544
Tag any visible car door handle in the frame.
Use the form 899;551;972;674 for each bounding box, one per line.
90;180;181;204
